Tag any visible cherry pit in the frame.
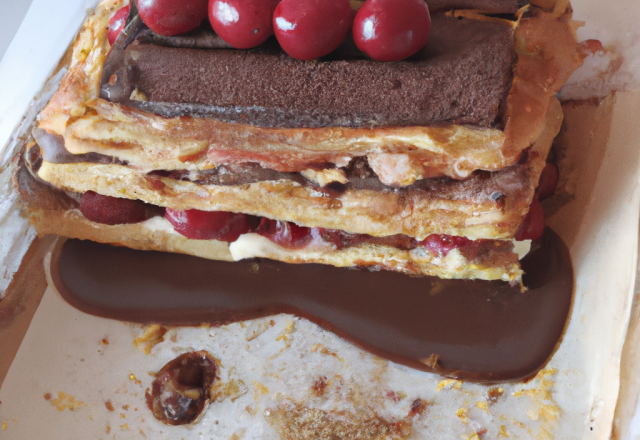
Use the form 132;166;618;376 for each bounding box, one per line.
110;0;431;62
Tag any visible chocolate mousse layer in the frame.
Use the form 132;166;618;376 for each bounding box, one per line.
102;15;515;129
429;0;528;13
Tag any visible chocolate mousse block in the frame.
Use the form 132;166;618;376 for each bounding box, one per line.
103;15;516;129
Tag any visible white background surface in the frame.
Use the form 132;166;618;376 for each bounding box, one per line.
0;0;33;63
0;1;640;439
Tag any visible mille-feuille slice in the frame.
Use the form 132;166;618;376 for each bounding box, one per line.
17;0;581;281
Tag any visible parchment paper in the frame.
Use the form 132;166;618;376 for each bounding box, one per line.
0;0;639;438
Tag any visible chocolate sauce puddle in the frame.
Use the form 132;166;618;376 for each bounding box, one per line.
50;229;573;382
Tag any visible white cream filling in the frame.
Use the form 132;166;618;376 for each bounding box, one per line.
140;216;531;261
512;239;532;260
229;233;289;261
140;215;179;234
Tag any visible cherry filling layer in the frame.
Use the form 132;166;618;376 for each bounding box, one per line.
78;191;493;257
170;212;479;257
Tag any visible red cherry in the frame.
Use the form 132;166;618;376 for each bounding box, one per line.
209;0;279;49
255;218;312;249
80;191;148;225
515;197;545;241
165;208;252;241
420;234;472;257
536;163;559;201
273;0;353;60
108;5;130;46
136;0;208;36
353;0;431;62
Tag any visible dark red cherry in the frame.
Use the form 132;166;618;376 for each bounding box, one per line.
80;191;147;225
536;163;559;201
108;5;130;46
353;0;431;62
515;197;545;241
255;218;312;249
165;208;252;241
273;0;353;60
420;234;472;257
136;0;208;36
209;0;279;49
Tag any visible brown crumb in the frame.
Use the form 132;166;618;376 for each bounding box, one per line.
311;376;328;396
269;401;412;440
43;393;52;401
122;404;129;410
408;399;429;418
420;354;440;369
488;387;504;403
101;338;109;345
106;423;111;434
385;391;399;403
105;401;115;412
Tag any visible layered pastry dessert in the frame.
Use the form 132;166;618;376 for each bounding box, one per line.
14;0;582;282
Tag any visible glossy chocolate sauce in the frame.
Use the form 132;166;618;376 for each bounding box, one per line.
50;229;573;382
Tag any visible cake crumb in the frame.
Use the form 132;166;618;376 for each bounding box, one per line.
408;399;428;418
50;392;85;412
437;379;462;391
475;401;490;415
268;400;412;440
487;387;504;403
312;376;328;396
457;407;469;424
133;325;167;354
